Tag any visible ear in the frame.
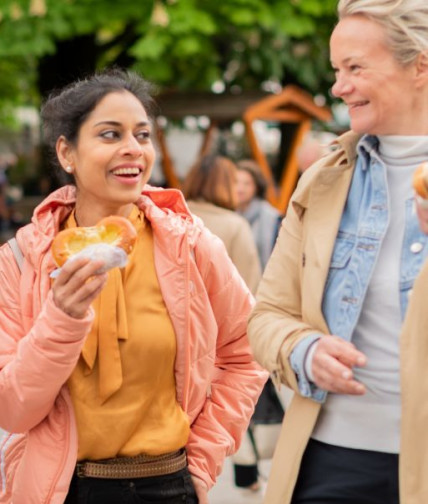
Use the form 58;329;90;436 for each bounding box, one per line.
415;51;428;88
56;135;75;172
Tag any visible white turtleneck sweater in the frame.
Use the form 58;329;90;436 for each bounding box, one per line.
311;135;428;453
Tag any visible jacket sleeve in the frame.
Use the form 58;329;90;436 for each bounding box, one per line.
186;230;268;488
248;195;324;395
0;245;94;433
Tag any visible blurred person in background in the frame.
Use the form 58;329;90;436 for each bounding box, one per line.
183;154;261;294
0;153;19;238
249;0;428;502
296;131;338;174
0;157;9;231
233;158;284;494
235;159;282;271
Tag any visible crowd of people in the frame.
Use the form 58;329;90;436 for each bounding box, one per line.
1;0;428;503
0;153;23;242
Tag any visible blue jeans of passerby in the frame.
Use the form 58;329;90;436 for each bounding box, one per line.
64;467;198;503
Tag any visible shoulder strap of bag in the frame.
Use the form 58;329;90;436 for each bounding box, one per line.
7;237;23;272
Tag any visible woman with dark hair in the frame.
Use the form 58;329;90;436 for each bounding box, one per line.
183;154;262;294
235;160;282;270
0;69;267;504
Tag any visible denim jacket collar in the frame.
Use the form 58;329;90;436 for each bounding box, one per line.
356;134;381;169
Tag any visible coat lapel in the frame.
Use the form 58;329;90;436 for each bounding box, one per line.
301;164;354;333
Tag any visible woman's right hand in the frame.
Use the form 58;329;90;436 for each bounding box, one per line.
191;475;209;504
52;257;108;319
311;335;367;395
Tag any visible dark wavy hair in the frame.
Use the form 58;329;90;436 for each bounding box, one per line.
40;68;156;185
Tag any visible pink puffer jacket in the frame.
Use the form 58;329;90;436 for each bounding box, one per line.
0;185;267;504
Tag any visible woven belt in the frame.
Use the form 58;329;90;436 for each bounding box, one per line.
76;450;187;479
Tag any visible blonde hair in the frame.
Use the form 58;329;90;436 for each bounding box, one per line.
337;0;428;65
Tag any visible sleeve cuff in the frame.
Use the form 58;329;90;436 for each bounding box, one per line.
304;339;319;382
290;334;327;403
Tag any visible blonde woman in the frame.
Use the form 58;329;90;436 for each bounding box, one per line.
249;0;428;502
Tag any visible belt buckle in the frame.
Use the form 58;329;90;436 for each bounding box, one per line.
76;462;87;478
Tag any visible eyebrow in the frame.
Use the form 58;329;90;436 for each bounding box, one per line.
331;56;360;66
93;120;151;127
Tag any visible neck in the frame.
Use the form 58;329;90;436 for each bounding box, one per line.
377;135;428;167
237;200;251;213
74;200;135;227
395;91;428;135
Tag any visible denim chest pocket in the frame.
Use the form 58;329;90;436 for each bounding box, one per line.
324;233;355;292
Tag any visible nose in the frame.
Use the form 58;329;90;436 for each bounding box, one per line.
331;72;353;98
120;133;142;157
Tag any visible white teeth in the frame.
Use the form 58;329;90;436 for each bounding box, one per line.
112;167;140;175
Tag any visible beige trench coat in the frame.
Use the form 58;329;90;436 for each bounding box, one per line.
187;200;261;293
248;130;428;504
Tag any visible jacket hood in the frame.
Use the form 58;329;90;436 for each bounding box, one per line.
141;185;193;216
16;185;76;270
16;184;200;271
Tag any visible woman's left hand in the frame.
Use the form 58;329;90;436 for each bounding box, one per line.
191;475;209;504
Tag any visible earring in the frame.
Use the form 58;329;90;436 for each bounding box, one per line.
65;166;73;173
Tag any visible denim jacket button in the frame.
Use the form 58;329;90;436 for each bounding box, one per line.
410;242;423;253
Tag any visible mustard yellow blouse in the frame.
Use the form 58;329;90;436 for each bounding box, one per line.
66;206;190;460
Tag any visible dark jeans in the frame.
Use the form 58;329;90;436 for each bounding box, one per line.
64;467;198;504
291;439;399;504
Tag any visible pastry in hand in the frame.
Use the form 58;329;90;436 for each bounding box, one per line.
413;162;428;199
51;215;137;274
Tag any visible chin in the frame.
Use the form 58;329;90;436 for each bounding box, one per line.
350;122;377;136
113;191;142;206
350;114;387;136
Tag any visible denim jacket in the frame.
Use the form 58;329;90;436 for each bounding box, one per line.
290;135;428;402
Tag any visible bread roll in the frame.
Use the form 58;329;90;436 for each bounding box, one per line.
51;215;137;268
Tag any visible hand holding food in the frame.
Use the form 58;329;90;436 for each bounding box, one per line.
52;257;108;318
51;215;137;274
413;162;428;234
413;162;428;203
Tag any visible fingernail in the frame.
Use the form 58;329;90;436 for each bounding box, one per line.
342;370;351;379
357;357;366;366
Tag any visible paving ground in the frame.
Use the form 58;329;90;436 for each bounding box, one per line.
209;456;271;504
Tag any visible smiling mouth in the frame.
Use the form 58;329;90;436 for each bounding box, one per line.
111;167;142;177
348;101;369;110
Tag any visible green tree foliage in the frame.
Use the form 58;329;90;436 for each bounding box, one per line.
0;0;338;117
